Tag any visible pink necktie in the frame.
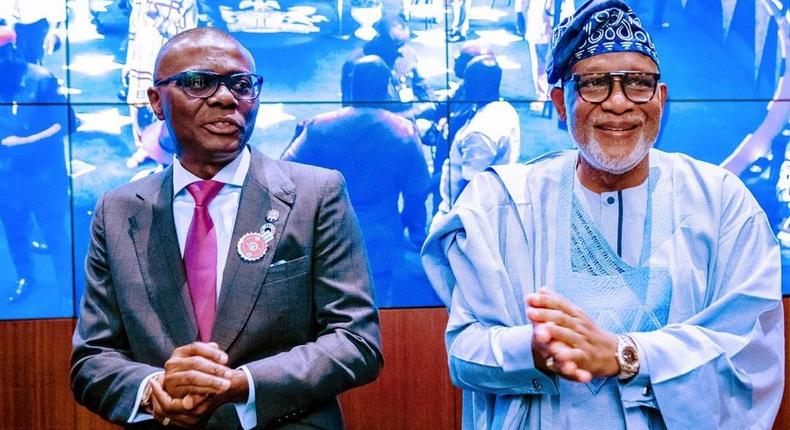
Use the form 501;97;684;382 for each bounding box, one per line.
184;180;224;342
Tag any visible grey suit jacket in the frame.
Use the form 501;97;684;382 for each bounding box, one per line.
71;148;383;429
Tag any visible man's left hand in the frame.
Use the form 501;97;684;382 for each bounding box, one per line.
526;288;620;382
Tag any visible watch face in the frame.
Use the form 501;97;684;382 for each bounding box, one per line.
617;336;639;379
622;346;638;365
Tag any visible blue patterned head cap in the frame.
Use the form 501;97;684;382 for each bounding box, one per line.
547;0;659;85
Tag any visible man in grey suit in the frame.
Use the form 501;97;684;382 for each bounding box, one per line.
71;27;383;429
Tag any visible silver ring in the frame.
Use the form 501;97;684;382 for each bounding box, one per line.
545;357;556;372
162;417;171;426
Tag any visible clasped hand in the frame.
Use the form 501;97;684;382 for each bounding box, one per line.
147;342;247;427
526;288;620;383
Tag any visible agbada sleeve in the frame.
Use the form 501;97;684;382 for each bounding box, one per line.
626;183;784;429
422;172;557;395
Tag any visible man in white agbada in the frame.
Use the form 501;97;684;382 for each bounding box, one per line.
421;0;784;428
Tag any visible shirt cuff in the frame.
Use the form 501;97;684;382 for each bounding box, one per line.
493;324;557;394
127;371;164;423
494;324;537;372
234;365;257;429
618;333;657;409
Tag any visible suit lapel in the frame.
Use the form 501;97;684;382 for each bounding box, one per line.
128;169;198;346
213;149;296;351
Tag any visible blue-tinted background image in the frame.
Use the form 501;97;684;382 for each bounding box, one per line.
0;0;788;319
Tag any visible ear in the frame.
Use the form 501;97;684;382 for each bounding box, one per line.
657;82;668;109
550;87;567;122
147;87;165;120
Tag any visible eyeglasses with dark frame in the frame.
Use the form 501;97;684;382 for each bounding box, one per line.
153;70;264;100
566;71;661;104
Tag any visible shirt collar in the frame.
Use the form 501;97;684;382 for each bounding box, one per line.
574;159;649;196
574;166;649;204
172;146;251;198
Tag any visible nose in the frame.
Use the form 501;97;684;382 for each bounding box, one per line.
600;78;632;114
207;82;238;107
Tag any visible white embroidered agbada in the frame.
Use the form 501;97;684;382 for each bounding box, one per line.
422;149;784;429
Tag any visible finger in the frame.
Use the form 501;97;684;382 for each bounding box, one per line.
150;377;176;412
167;385;222;399
527;287;565;308
527;307;575;328
165;384;212;399
546;339;577;359
550;343;595;382
151;377;198;416
548;339;592;366
163;380;229;399
533;322;552;344
572;368;593;383
165;354;234;379
163;398;202;426
181;394;195;411
532;289;589;321
525;286;554;305
557;358;578;375
182;393;210;411
541;321;585;347
171;342;229;364
550;355;594;383
165;369;233;393
150;383;201;427
554;365;593;383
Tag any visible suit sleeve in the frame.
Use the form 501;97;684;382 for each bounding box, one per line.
245;170;383;425
70;193;161;423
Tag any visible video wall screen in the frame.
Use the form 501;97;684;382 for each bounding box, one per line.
0;0;789;320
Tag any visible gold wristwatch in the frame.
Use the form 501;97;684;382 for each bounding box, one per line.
616;334;640;380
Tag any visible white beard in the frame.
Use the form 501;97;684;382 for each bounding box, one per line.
574;133;654;175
